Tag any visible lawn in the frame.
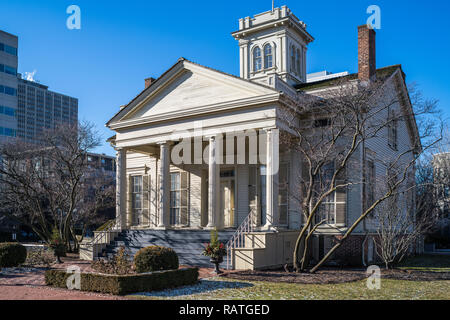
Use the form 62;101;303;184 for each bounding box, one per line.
130;254;450;300
398;254;450;272
129;277;450;300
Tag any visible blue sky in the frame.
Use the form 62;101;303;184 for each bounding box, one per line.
0;0;449;155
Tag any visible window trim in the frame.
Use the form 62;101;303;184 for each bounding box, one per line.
388;108;398;150
169;171;190;227
131;175;144;226
263;43;273;70
252;46;262;72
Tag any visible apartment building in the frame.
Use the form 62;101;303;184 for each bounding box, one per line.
0;30;18;142
0;29;78;144
17;77;78;143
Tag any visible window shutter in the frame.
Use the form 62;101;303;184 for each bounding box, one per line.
143;175;150;226
180;172;188;226
335;164;347;226
127;175;133;228
248;166;259;225
301;160;310;199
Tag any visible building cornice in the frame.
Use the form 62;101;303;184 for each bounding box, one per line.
109;92;280;131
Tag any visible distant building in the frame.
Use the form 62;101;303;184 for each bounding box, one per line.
17;77;78;143
306;71;349;83
0;30;18;143
0;29;78;144
87;152;116;175
433;153;450;213
433;153;450;243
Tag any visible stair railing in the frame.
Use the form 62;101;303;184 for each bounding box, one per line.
85;219;116;248
225;211;255;270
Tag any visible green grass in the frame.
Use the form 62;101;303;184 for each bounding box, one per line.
398;254;450;272
128;277;450;300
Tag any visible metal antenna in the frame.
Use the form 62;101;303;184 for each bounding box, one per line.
272;0;275;12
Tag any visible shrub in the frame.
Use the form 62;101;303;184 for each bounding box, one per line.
24;248;54;267
0;242;27;268
91;246;135;275
49;229;66;262
202;229;227;260
134;246;179;273
45;267;199;295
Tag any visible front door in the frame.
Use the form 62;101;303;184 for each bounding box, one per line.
220;178;235;228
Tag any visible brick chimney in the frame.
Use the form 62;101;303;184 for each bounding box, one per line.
358;25;376;81
145;77;156;89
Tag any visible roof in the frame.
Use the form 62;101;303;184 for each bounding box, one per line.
106;57;278;127
295;65;404;92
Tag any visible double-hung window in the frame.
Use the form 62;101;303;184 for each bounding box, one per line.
253;47;262;72
278;163;289;225
388;109;398;150
170;172;189;226
132;176;143;225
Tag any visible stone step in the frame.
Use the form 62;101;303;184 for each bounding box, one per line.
98;229;235;268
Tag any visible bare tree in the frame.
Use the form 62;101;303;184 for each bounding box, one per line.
279;74;442;273
373;179;439;269
0;122;114;251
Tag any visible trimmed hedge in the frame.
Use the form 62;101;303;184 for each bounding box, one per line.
134;246;179;273
45;267;199;296
0;242;27;268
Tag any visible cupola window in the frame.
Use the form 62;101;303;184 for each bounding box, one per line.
253;47;262;72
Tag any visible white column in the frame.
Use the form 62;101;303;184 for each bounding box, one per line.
158;142;170;229
264;129;279;230
116;148;127;230
206;136;220;229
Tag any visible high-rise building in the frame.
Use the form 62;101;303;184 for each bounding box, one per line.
0;29;78;144
0;30;18;143
17;78;78;142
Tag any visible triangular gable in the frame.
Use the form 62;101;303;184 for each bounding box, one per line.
107;59;277;126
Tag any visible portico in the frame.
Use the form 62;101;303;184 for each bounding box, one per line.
112;125;284;232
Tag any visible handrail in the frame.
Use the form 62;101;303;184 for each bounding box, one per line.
85;218;119;248
225;211;255;270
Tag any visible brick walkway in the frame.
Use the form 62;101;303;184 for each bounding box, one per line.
0;255;224;300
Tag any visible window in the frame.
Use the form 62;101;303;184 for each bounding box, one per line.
0;85;17;96
0;127;16;137
253;47;262;72
132;176;143;225
0;43;17;56
278;163;289;225
296;48;301;76
170;172;189;226
366;160;376;209
291;46;296;73
264;44;273;69
260;166;267;225
315;162;346;225
0;106;15;117
249;166;259;225
0;64;17;76
249;165;267;226
314;118;331;128
388;109;398;150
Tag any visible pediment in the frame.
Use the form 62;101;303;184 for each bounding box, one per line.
111;60;277;125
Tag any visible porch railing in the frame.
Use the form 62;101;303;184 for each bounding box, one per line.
225;211;255;270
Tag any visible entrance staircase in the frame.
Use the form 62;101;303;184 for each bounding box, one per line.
99;229;236;268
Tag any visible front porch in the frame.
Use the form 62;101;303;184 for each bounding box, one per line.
114;129;297;233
